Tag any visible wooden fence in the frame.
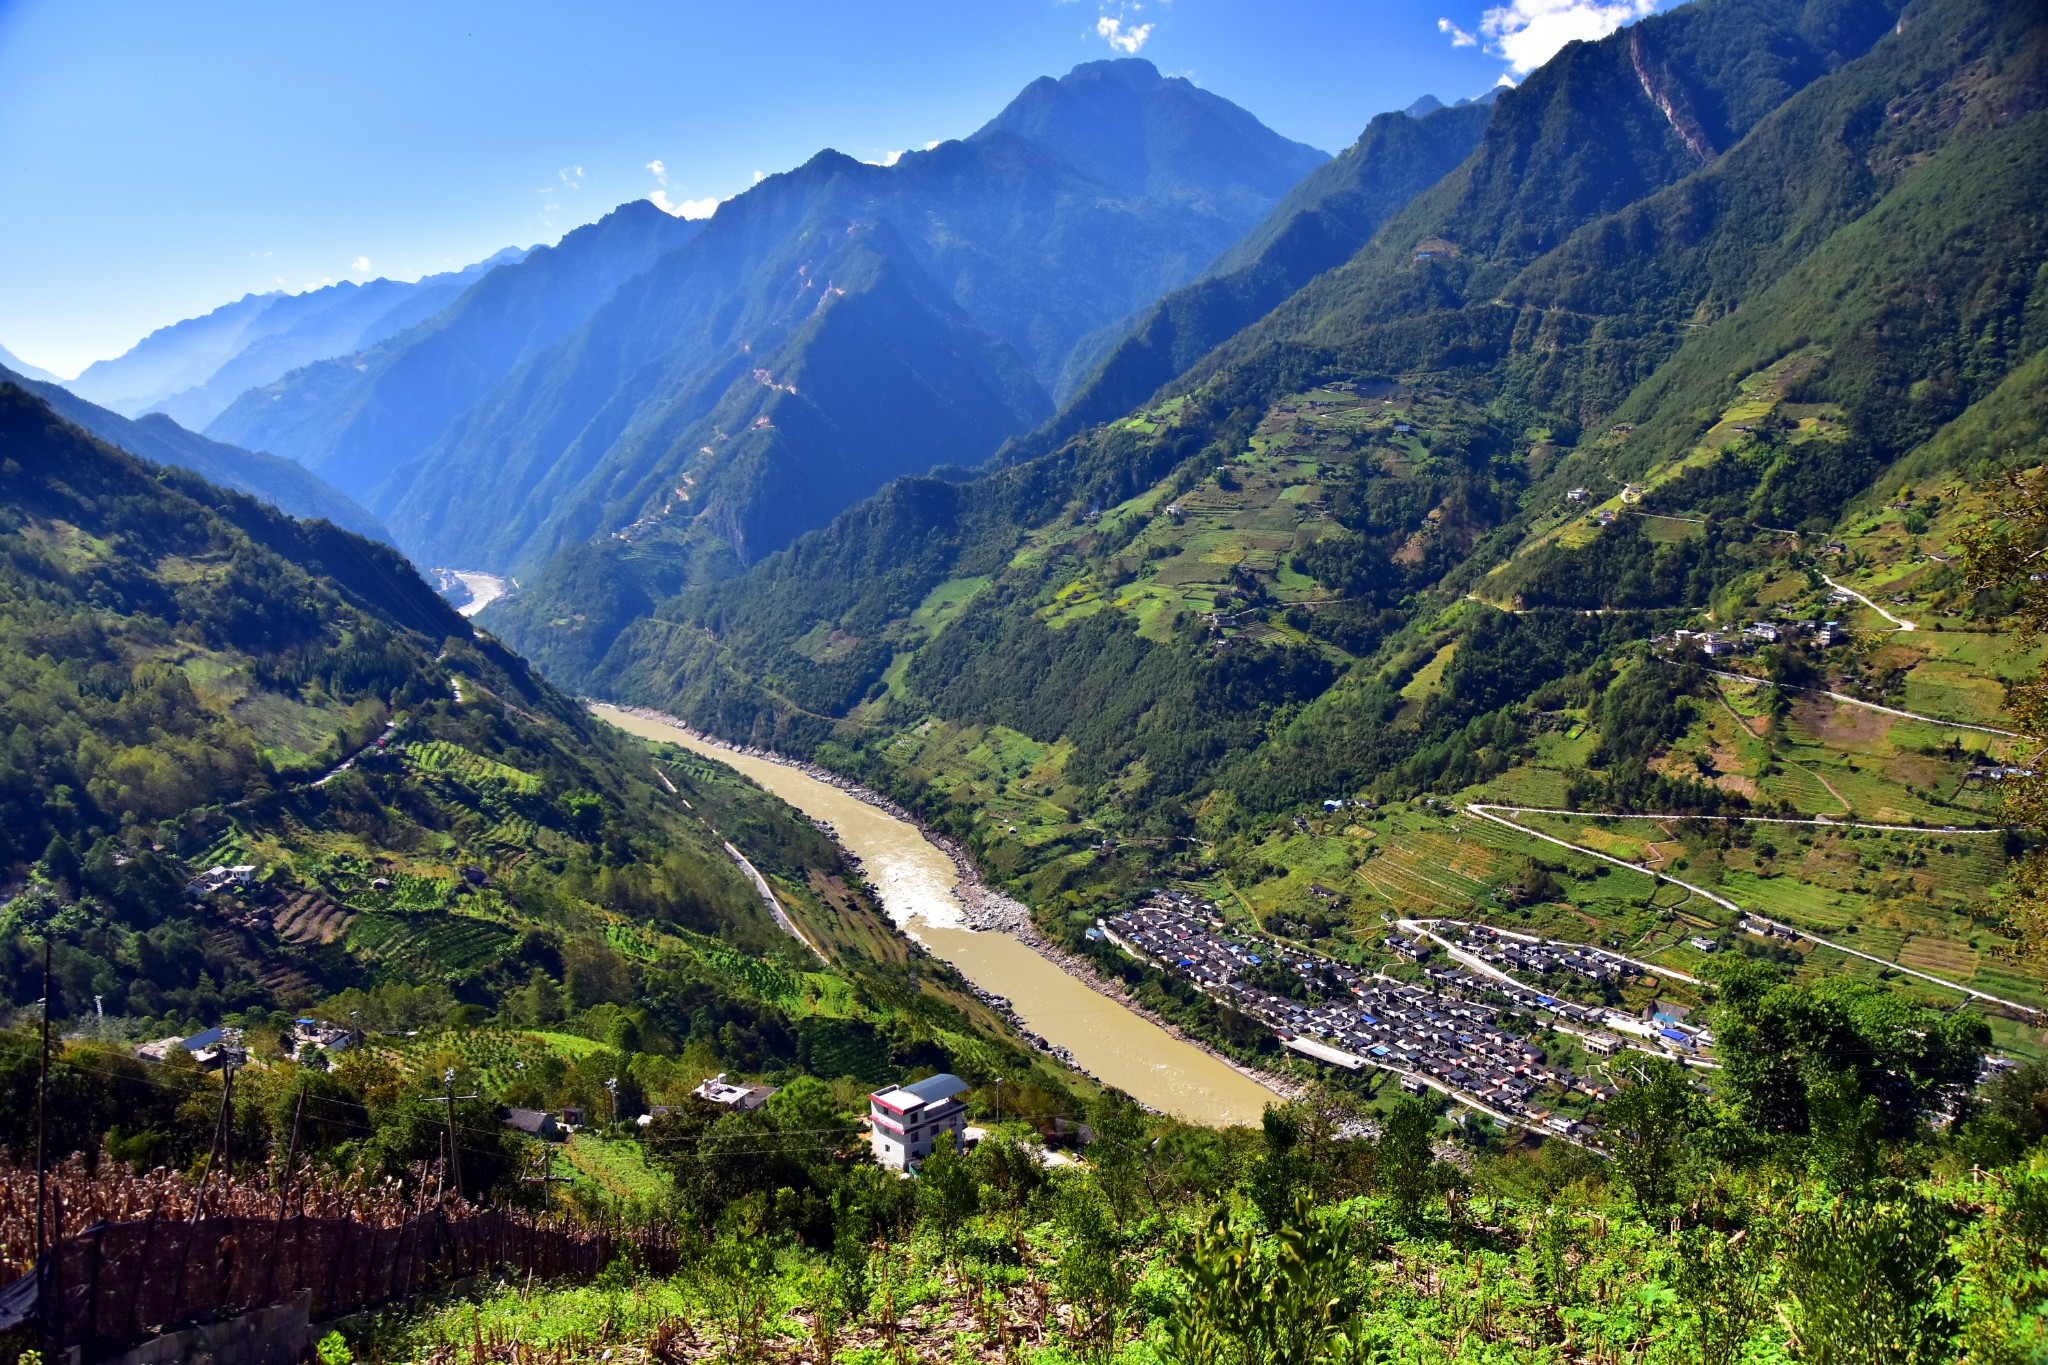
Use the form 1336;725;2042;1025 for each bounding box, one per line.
3;1201;678;1359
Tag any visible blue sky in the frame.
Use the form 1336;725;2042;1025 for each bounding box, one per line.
0;0;1670;377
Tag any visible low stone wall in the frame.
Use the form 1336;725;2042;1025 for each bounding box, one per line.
105;1291;311;1365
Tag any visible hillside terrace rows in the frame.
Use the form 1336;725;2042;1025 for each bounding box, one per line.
1099;900;1617;1131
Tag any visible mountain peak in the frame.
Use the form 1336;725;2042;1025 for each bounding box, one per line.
971;57;1324;203
1058;56;1165;89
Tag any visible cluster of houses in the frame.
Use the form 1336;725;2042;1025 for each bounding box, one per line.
1655;617;1842;658
134;1016;355;1070
1965;764;2038;785
137;1025;245;1067
1449;924;1631;984
1099;901;1620;1133
184;864;258;898
1738;916;1805;945
1642;1000;1712;1051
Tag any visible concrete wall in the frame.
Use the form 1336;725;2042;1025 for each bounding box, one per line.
102;1290;311;1365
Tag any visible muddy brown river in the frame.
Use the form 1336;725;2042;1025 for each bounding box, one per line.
595;705;1281;1126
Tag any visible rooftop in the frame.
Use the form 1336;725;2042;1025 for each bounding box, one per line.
874;1073;969;1109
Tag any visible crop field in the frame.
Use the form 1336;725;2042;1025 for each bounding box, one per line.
1019;382;1488;648
403;739;542;795
664;927;863;1022
563;1133;670;1203
878;718;1085;850
345;911;515;979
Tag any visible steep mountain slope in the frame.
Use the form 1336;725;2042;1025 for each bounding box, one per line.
1040;99;1493;450
383;185;1054;584
498;0;2046;858
220;60;1325;584
67;251;522;420
207;203;706;506
1;362;388;541
493;0;1908;695
0;384;1047;1088
0;344;61;384
486;0;2048;1053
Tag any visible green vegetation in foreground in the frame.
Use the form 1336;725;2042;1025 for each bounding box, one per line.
350;979;2048;1365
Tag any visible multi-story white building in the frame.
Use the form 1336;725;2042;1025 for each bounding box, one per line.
867;1073;969;1170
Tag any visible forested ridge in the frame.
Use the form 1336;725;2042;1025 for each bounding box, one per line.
502;0;2048;819
0;383;1068;1146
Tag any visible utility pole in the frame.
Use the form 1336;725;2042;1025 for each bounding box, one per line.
33;940;51;1320
193;1053;239;1220
439;1068;478;1201
276;1084;307;1216
520;1146;570;1214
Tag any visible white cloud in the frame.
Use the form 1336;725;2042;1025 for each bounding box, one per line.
1477;0;1658;74
650;190;718;220
924;139;941;151
752;169;766;184
1096;15;1153;53
1438;17;1478;46
351;256;372;274
646;159;667;185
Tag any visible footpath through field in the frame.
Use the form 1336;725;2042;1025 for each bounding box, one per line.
1708;669;2026;739
1464;803;2041;1018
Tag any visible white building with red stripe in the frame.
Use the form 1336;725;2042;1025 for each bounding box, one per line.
868;1073;969;1171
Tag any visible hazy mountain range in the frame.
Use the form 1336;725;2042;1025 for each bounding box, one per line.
0;360;387;540
0;344;62;385
65;248;528;428
195;59;1325;583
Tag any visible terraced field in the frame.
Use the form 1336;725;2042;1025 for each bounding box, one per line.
271;891;356;945
345;912;515;978
403;740;543;795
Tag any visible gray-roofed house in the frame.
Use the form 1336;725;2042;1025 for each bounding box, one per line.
868;1073;970;1171
504;1108;560;1139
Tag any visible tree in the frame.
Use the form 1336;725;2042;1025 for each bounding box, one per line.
1246;1102;1313;1230
1785;1189;1960;1365
1160;1197;1370;1365
1378;1096;1437;1221
1710;962;1988;1148
1087;1093;1151;1225
1052;1178;1133;1362
1602;1057;1704;1213
1670;1223;1776;1365
917;1130;978;1250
